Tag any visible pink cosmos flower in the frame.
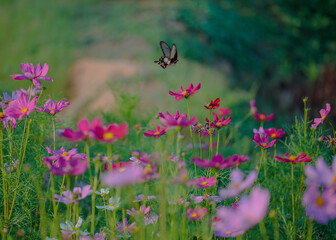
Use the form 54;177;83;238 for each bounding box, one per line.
143;126;167;138
37;99;70;115
133;194;156;202
192;154;249;170
253;112;274;122
54;185;92;204
251;133;276;149
92;123;129;143
43;151;88;176
127;205;158;225
61;118;102;141
0;110;17;130
19;86;41;96
305;156;336;188
215;107;232;117
101;166;145;188
253;127;266;136
204;98;220;110
265;128;285;139
45;146;83;162
169;83;201;100
158;110;197;129
206;114;232;128
10;63;53;88
219;169;257;199
5;92;38;120
302;185;336;224
2;91;18;107
250;100;257;114
275;153;312;164
190;194;221;204
187;206;207;221
194;176;218;188
116;219;136;238
223;154;250;168
312;103;331;129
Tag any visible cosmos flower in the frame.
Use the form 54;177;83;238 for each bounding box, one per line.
37;99;70;115
265;128;285;139
275;153;312;164
219;169;257;199
204;98;220;110
305;156;336;188
190;194;221;204
101;166;145;188
61;118;102;141
54;185;92;205
253;112;274;122
312;103;331;129
19;86;41;96
143;126;167;138
5;92;38;120
92;122;129;143
0;109;17;130
10;63;53;88
250;100;257;114
215;107;232;117
133;194;156;202
45;146;82;161
1;90;18;107
206;114;231;128
187;206;207;221
60;217;89;239
253;127;266;136
127;205;158;225
169;83;201;100
194;176;218;188
96;197;120;211
251;134;276;149
192;154;249;170
158;110;197;129
116;219;136;238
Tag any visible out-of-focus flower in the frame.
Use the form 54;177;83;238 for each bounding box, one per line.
169;83;201;100
10;63;53;88
45;147;82;161
159;110;197;129
127;205;158;225
305;156;336;188
37;99;70;115
5;92;38;120
223;155;250;168
250;100;257;114
325;135;335;148
187;206;207;221
54;185;92;205
215;107;232;117
253;127;266;136
168;198;190;207
96;197;120;211
143;126;167;138
133;194;156;202
265;128;285;139
251;134;276;149
61;118;102;141
95;188;110;198
19;86;41;96
253;112;274;122
60;217;89;239
92;122;129;143
206;114;231;128
190;194;221;204
192;122;203;133
214;187;270;238
101;166;145;188
204;98;220;110
2;91;18;107
116;219;136;238
194;176;218;188
3;159;19;173
312;103;331;129
192;154;249;170
275;153;312;164
93;233;107;240
219;169;257;199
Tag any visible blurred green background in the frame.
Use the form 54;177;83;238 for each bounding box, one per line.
1;0;335;121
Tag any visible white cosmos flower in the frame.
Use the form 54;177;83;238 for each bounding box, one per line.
60;217;89;236
95;188;110;197
96;197;120;211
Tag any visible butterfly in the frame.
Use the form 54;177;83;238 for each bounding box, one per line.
154;41;178;69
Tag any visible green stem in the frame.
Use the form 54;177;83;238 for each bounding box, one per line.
259;221;269;240
91;163;99;236
303;97;308;142
84;141;93;184
216;129;220;155
306;220;314;240
186;98;195;157
291;163;295;223
0;128;8;228
209;110;213;159
198;134;202;159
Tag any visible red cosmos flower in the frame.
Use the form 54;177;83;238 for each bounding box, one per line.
169;83;201;100
253;112;274;122
264;128;285;139
143;126;167;138
204;98;220;110
61;118;101;141
275;153;312;164
206;114;232;128
93;123;129;143
251;134;276;149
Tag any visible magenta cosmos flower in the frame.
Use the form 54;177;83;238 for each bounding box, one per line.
10;63;53;88
253;112;274;122
204;98;220;110
43;151;88;176
206;114;231;128
5;92;38;120
92;122;128;143
312;103;331;129
219;169;257;199
194;176;218;188
275;152;312;164
37;99;70;115
265;128;285;139
251;133;276;149
214;187;270;238
187;206;207;221
0;109;17;130
215;107;232;117
101;166;145;188
192;154;249;170
169;83;201;100
54;185;92;205
158;110;197;129
250;99;257;114
143;126;167;138
45;146;83;161
61;118;102;141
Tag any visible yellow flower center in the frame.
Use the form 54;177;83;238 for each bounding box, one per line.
144;165;152;174
21;108;28;114
50;108;55;111
154;132;160;135
202;181;208;186
182;90;187;95
203;194;209;198
73;227;78;231
315;196;324;207
119;168;126;172
289;155;296;161
216;122;221;127
233;182;240;189
260;114;265;120
333;176;336;184
197;124;202;128
109;203;114;207
215;163;220;168
191;213;198;218
271;133;276;138
0;112;4;118
322;115;326;120
261;143;267;147
27;91;30;94
103;132;114;140
62;152;69;157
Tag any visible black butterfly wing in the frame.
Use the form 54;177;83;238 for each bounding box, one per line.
160;41;171;57
170;44;178;62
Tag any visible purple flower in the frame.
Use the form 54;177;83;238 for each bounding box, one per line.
302;185;336;224
312;103;331;129
133;194;156;202
305;156;336;187
37;99;70;115
5;92;38;120
10;63;53;88
190;194;221;204
223;154;250;168
116;219;136;238
1;91;18;107
214;187;270;237
0;110;17;130
101;166;145;188
127;205;158;225
55;185;92;204
158;110;197;129
265;128;285;139
19;86;41;96
251;133;276;149
219;169;257;199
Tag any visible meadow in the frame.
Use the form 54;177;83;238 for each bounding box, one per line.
0;62;336;240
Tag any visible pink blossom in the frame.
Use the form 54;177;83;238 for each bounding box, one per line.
275;153;312;164
169;83;201;100
194;176;218;188
143;126;167;138
187;206;207;221
251;133;276;149
54;185;92;204
37;99;70;115
101;166;145;188
10;63;53;88
206;114;231;128
312;103;331;129
61;118;102;141
158;110;197;129
5;92;38;120
204;98;220;110
265;128;285;139
250;99;257;114
215;107;232;117
253;112;274;122
92;123;129;143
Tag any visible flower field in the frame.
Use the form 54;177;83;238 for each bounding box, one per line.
0;62;335;240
